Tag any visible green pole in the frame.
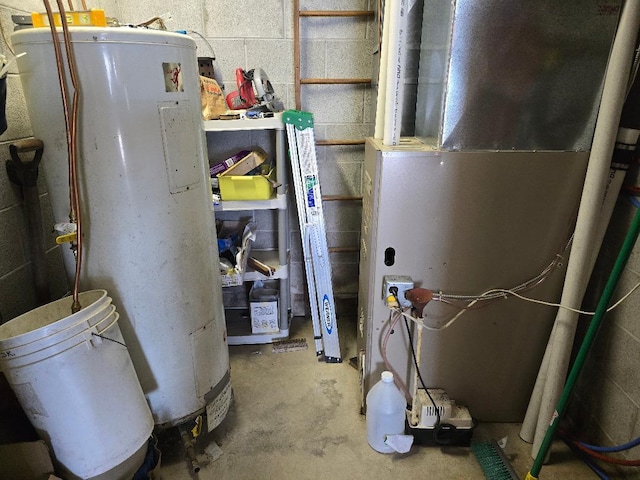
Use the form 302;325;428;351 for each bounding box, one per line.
527;203;640;480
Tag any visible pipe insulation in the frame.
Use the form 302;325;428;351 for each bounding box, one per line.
521;0;640;459
382;0;408;146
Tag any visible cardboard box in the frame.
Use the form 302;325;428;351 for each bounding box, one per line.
210;149;250;176
218;148;267;177
0;441;54;479
249;280;279;333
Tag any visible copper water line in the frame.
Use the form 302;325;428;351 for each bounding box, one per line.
56;0;83;313
67;0;74;10
43;0;84;312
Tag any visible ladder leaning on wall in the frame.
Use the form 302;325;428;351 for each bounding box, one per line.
292;2;374;352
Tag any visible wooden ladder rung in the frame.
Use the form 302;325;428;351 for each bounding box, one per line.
323;195;363;202
300;10;374;17
316;140;365;146
301;78;372;85
328;246;360;253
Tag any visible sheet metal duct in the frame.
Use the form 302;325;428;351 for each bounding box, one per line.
415;0;621;150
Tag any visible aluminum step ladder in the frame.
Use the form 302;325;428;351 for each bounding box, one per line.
284;110;341;363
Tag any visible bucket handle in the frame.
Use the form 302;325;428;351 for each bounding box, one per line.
83;313;124;350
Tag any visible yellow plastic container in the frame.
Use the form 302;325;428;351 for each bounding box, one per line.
218;170;275;201
32;9;107;28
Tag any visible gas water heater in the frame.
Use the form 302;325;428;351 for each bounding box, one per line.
13;27;231;428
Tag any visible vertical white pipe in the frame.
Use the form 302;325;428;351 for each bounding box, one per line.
521;165;628;445
374;0;392;139
528;0;640;459
382;0;408;146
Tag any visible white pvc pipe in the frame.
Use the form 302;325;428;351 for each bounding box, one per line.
374;0;392;139
382;0;408;146
526;0;640;459
522;127;640;444
520;166;628;445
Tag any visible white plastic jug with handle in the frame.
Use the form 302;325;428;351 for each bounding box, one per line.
366;370;406;453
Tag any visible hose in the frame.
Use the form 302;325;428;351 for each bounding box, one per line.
579;435;640;454
571;441;640;467
563;439;611;480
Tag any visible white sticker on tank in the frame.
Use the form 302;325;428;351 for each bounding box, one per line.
163;62;184;92
158;102;201;193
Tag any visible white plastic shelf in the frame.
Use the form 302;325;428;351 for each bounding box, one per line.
204;112;284;132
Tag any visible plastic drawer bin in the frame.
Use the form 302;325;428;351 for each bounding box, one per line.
249;280;279;333
218;170;275;201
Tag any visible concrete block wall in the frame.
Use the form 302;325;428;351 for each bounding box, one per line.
0;0;68;323
568;189;640;475
115;0;375;316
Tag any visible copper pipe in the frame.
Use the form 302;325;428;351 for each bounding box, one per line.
55;0;83;313
67;0;74;10
81;0;87;9
42;0;73;220
44;0;83;312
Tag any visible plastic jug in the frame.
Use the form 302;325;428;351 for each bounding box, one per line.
366;371;406;453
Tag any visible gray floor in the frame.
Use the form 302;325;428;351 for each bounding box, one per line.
158;317;598;479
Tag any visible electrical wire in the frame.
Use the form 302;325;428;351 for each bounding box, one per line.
393;291;460;445
390;279;640;333
187;30;217;60
380;307;411;400
433;237;569;304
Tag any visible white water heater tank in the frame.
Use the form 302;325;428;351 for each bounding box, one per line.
13;27;231;428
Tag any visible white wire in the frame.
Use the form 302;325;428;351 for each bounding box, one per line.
391;281;640;332
187;30;217;59
435;235;572;303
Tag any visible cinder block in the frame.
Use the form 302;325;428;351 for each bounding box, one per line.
317;159;362;197
205;0;284;38
0;206;27;274
299;40;326;79
0;266;37;322
118;0;204;32
326;40;374;79
0;75;33;142
303;84;365;124
603;324;640;404
597;375;639;447
245;40;293;84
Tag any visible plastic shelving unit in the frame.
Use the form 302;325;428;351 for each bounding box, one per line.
204;113;291;344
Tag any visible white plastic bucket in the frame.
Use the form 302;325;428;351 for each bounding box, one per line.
0;291;154;480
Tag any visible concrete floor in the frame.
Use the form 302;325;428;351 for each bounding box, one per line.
158;317;598;480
